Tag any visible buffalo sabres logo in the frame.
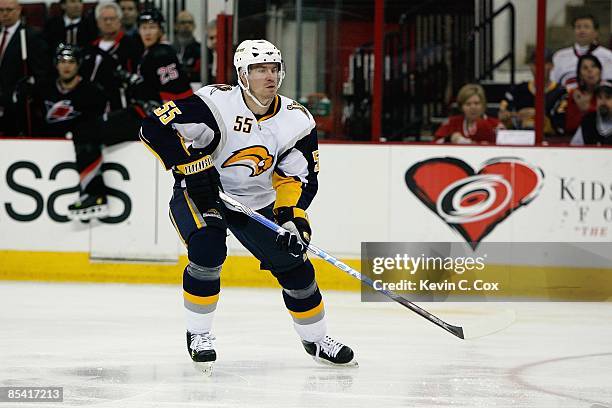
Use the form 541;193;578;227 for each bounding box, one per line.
210;84;233;95
44;100;80;123
222;145;274;177
287;101;310;118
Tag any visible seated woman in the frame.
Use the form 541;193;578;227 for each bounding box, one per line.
564;54;602;136
435;83;502;144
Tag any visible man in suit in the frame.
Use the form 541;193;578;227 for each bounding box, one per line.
0;0;50;135
43;0;98;52
79;1;139;111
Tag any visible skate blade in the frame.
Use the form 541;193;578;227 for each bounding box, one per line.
312;356;359;368
192;361;214;376
68;205;109;221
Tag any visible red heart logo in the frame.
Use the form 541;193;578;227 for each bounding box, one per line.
405;157;544;248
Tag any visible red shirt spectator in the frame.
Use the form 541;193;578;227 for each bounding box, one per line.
564;87;597;135
435;114;501;143
435;83;501;144
564;54;602;136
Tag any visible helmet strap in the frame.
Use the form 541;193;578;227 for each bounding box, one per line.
238;67;274;109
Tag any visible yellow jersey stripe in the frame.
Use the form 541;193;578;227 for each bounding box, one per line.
272;172;302;208
257;95;280;123
139;132;169;169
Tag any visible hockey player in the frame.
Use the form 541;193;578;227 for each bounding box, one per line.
67;8;192;220
140;39;356;373
38;44;107;139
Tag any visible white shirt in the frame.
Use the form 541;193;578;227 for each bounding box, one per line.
551;43;612;88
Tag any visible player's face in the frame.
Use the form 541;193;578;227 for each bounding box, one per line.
461;94;484;121
139;21;163;48
119;1;139;27
573;18;597;46
57;59;79;81
597;92;612;119
246;63;280;103
62;0;83;20
0;0;21;27
579;59;601;87
97;7;121;36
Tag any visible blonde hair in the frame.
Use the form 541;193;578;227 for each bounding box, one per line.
456;83;487;108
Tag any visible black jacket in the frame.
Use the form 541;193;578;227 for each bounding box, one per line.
0;23;51;135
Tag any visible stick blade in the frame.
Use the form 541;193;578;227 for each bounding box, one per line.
460;308;516;340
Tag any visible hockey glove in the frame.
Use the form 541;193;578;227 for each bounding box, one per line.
274;207;311;257
180;154;222;212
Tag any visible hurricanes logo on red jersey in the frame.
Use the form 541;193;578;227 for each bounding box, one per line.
45;100;80;123
222;145;274;177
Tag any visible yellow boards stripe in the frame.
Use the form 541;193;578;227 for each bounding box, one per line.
183;291;219;305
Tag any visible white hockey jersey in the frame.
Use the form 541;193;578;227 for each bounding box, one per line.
550;44;612;88
140;84;319;211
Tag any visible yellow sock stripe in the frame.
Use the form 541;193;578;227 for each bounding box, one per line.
168;210;187;247
288;301;324;319
176;155;214;175
183;291;219;305
182;190;203;229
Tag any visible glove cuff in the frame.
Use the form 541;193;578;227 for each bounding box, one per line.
176;155;214;175
274;206;309;225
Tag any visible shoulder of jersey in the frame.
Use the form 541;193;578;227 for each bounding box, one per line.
553;47;574;60
278;94;316;128
594;45;612;57
149;43;178;60
196;84;238;102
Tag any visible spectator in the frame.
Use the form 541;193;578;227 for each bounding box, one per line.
435;84;501;144
79;1;139;111
571;80;612;145
35;44;107;140
43;0;98;52
173;10;200;82
116;0;143;54
67;7;192;220
205;18;216;82
498;49;566;137
564;54;602;136
551;14;612;88
0;0;50;136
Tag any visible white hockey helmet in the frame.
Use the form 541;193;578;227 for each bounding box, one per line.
234;39;285;91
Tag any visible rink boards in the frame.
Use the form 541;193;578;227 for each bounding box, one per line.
0;139;611;298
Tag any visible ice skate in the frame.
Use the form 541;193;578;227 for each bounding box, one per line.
187;331;216;376
67;194;108;221
302;336;358;367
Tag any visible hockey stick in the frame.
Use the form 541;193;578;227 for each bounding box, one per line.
219;192;465;340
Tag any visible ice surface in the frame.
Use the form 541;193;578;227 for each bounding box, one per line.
1;282;611;407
